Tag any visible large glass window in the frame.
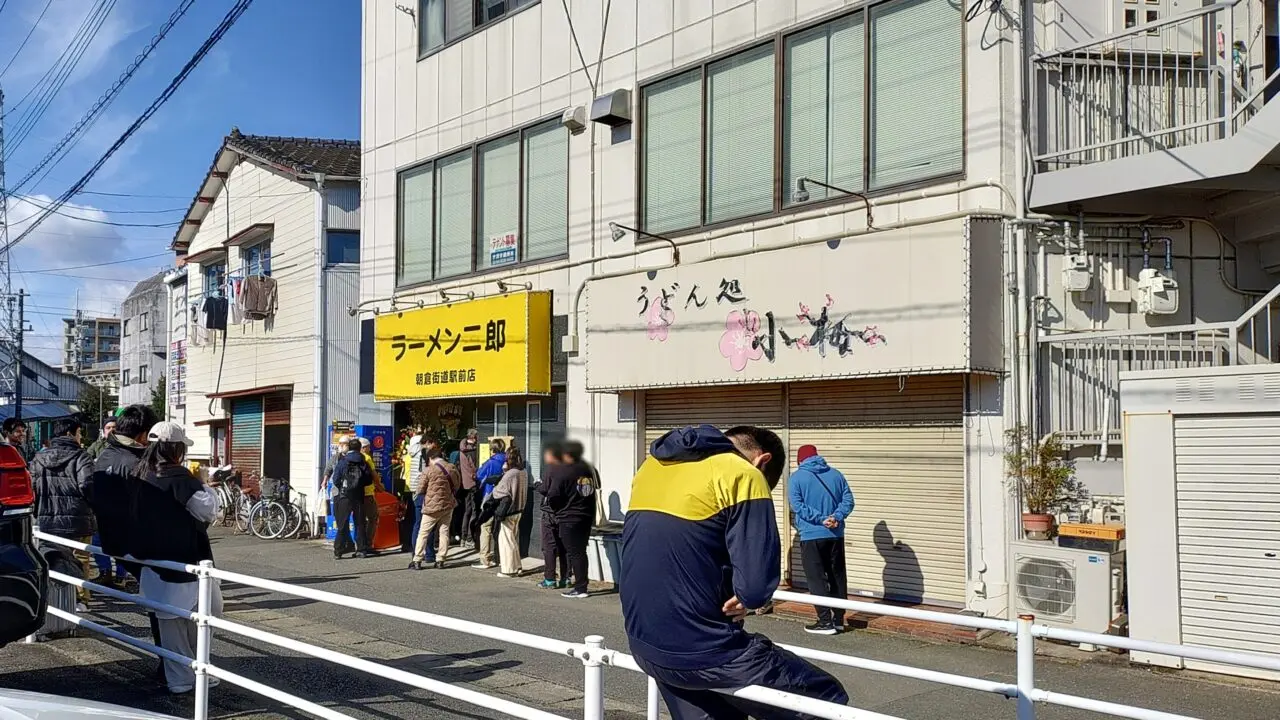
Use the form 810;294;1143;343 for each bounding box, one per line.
418;0;538;56
435;151;474;278
706;45;775;224
477;136;520;270
326;230;361;265
641;71;702;234
523;122;569;261
869;0;963;189
395;119;569;286
638;0;963;234
203;262;226;297
784;13;865;206
399;165;434;285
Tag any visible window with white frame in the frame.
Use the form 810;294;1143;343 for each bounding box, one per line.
140;312;149;332
242;240;272;277
639;0;963;234
396;119;569;286
122;368;131;386
139;365;149;384
123;319;131;337
203;262;226;297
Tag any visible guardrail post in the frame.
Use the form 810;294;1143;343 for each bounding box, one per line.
194;560;215;720
582;636;605;720
1016;614;1036;720
646;676;660;720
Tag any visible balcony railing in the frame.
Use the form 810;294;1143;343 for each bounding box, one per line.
1033;0;1277;171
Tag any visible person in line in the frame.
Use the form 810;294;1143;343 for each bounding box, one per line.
542;441;596;599
30;416;97;608
473;443;528;577
619;424;848;720
322;434;352;556
88;404;163;682
406;435;436;564
453;429;479;547
788;444;854;636
471;438;506;568
131;421;221;695
86;420;115;459
535;449;569;590
2;418;28;459
358;437;382;556
408;443;460;570
330;438;374;559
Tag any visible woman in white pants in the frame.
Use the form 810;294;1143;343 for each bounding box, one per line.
474;444;529;577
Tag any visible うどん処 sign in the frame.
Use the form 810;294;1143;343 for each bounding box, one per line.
582;217;1003;390
374;291;552;401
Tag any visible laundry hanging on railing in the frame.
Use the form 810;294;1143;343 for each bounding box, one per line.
201;294;228;331
240;274;278;320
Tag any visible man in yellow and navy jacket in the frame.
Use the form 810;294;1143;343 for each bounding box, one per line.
619;424;848;720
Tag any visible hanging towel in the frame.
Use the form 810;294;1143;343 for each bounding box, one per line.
240;275;278;320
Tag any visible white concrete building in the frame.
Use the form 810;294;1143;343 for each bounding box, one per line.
170;130;362;510
360;0;1024;613
118;271;168;408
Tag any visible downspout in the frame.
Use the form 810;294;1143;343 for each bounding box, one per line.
312;172;328;529
1016;0;1034;438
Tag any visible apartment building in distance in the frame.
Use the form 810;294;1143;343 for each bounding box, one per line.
62;315;121;393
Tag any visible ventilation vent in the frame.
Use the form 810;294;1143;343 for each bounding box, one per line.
1015;556;1077;620
1175;379;1193;403
1197;379;1216;402
1264;375;1280;402
1238;377;1257;402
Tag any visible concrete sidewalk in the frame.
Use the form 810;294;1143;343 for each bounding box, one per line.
2;528;1277;720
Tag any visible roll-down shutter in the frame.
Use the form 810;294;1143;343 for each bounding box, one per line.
644;385;789;576
1175;414;1280;672
264;392;290;426
230;396;264;475
788;375;965;605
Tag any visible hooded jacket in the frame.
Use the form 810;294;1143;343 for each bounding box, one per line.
619;425;780;671
787;455;855;541
88;434;147;560
31;435;95;537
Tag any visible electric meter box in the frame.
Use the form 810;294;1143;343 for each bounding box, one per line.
1062;254;1092;293
1136;267;1179;315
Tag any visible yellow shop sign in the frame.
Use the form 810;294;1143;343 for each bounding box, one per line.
374;291;551;401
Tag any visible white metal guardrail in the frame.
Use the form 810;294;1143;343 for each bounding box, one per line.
31;531;1280;720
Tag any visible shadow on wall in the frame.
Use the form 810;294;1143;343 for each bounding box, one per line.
608;491;624;522
874;520;924;606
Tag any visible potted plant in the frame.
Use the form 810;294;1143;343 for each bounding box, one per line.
1005;425;1087;539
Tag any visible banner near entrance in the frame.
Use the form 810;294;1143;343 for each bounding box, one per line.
583;217;1003;390
374;291;552;401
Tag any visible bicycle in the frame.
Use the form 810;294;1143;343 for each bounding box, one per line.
248;477;292;539
281;491;309;539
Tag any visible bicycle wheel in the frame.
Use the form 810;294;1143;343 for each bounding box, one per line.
251;501;288;539
235;494;253;534
282;503;303;539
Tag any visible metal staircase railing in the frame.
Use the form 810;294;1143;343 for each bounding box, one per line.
1033;0;1272;171
1229;279;1280;364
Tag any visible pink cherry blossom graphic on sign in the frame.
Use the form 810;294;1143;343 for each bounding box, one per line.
719;309;764;371
645;297;674;341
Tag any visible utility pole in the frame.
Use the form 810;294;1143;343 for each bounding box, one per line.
13;291;24;421
0;88;21;417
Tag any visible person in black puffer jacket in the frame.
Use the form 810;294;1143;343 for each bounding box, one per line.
31;416;96;603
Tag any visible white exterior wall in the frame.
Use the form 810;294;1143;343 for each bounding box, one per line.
184;159;319;492
361;0;1019;611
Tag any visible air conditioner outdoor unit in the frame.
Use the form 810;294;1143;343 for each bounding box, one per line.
1010;540;1125;634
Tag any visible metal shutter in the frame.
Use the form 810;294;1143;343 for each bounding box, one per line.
643;385;789;576
1175;414;1280;674
230;397;263;475
788;375;966;606
263;392;290;426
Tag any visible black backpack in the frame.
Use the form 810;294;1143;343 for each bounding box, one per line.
334;454;370;495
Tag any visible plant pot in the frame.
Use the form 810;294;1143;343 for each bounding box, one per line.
1021;513;1055;540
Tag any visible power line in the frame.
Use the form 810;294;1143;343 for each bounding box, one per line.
4;0;257;253
11;195;180;227
17;252;170;273
9;0;197;194
76;188;313;200
3;0;116;156
0;0;55;80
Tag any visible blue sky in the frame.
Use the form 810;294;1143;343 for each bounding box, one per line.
0;0;360;365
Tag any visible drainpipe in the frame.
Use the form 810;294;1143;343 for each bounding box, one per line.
312;172;328;529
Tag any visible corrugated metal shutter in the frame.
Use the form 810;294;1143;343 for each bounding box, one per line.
230;397;263;475
788;375;965;605
644;385;789;576
1175;414;1280;672
264;392;290;426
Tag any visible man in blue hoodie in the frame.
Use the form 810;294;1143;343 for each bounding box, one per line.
788;444;855;635
620;425;848;720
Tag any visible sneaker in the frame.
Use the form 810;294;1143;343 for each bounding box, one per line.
471;561;497;569
497;571;520;578
75;603;88;613
561;590;589;599
556;580;570;589
804;622;838;636
538;579;559;589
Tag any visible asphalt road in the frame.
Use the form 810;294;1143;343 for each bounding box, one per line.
2;528;1278;720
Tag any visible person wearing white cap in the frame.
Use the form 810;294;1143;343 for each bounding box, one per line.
131;420;223;694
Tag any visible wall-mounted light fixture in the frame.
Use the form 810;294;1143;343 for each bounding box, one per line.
794;177;875;229
608;222;680;263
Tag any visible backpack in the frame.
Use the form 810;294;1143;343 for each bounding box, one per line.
334;454;370;495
